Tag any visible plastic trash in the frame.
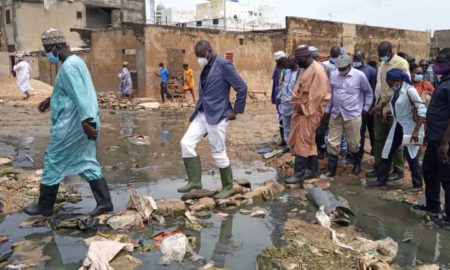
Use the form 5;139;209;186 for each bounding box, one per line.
159;233;189;265
79;240;134;270
309;187;355;226
263;149;283;159
257;147;273;154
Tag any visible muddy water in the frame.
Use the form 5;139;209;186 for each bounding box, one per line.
0;109;288;270
0;106;449;269
332;178;450;268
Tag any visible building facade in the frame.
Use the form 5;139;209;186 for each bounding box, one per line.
195;0;281;31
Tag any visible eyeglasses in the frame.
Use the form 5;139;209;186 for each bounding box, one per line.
420;64;428;67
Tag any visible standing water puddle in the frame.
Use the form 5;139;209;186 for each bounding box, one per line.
0;108;449;269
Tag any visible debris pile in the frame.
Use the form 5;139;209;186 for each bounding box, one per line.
97;92;195;111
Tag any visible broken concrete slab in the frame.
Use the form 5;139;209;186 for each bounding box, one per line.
190;197;216;212
180;189;216;201
156;199;187;217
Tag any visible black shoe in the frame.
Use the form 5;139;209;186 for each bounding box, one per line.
388;171;404;181
412;204;441;214
281;145;290;154
23;184;59;216
432;216;450;228
325;155;338;177
88;178;113;217
366;169;378;178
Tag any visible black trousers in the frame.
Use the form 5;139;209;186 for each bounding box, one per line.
379;124;422;187
359;113;375;155
160;82;171;102
316;116;328;154
423;140;450;216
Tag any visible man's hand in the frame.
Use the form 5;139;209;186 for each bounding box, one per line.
82;121;98;140
226;111;237;121
370;103;384;115
38;97;51;113
411;129;419;143
438;141;449;162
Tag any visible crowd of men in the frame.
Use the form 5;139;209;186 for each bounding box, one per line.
273;42;450;228
19;27;449;230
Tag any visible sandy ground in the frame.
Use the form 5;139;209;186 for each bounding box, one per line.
0;78;53;106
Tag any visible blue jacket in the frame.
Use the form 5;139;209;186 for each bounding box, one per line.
190;56;248;125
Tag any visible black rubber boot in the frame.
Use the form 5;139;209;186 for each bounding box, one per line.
325;155;338;177
367;162;389;187
278;127;286;146
285;156;307;184
88;178;113;217
23;184;59;216
352;151;363;175
305;156;319;180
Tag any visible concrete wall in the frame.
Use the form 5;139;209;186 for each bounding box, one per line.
143;26;283;100
38;50;91;85
286;17;430;61
0;0;15;50
14;1;86;52
90;28;145;94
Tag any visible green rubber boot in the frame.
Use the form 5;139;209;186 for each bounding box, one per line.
178;156;203;193
214;166;235;199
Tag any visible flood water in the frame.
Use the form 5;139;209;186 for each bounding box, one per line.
0;106;450;269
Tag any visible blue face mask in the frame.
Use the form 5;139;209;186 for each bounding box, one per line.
391;84;402;92
414;74;424;81
329;57;338;64
380;55;390;62
47;52;59;64
353;62;362;68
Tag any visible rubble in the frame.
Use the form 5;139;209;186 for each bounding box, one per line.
97;92;195;111
181;189;216;201
156;199;187;217
190;197;216;212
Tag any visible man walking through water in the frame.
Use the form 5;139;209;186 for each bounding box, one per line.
179;40;247;199
23;28;113;217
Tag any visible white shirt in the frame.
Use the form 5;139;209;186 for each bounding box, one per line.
13;61;33;93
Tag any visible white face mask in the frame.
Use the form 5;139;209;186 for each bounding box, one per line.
198;57;208;68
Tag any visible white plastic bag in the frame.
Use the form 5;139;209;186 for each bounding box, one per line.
159;233;189;265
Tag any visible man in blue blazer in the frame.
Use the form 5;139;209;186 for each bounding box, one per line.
179;40;248;199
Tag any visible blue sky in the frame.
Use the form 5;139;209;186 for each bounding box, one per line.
161;0;447;33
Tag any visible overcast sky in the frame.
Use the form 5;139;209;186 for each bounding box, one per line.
161;0;447;33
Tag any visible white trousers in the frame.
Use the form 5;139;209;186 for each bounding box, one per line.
180;112;230;168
